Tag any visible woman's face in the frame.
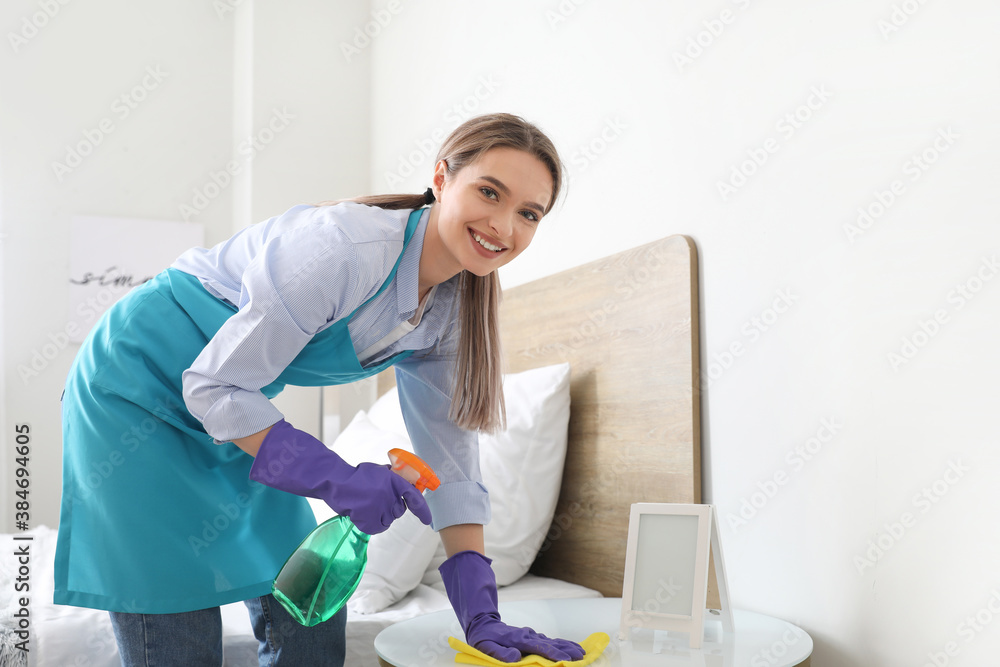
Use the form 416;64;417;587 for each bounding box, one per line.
431;147;553;277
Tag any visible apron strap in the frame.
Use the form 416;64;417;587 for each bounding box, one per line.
353;206;427;312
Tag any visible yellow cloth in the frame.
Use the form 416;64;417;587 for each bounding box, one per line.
448;632;610;667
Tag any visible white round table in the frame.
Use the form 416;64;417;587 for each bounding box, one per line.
375;598;812;666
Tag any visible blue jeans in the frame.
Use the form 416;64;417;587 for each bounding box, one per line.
109;593;346;666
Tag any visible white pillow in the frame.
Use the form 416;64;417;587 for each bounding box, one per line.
349;362;572;608
322;411;441;615
422;362;572;588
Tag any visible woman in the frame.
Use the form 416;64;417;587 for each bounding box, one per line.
54;113;584;665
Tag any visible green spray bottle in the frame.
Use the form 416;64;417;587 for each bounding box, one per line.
272;448;440;626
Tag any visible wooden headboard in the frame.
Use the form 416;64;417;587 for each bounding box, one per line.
378;234;702;598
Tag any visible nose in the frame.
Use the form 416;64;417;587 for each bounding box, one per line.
488;212;514;239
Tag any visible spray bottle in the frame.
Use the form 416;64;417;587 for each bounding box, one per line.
272;448;440;626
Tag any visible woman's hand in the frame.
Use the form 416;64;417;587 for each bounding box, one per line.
439;550;585;662
247;419;431;534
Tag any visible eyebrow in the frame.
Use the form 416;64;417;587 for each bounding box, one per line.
479;176;547;215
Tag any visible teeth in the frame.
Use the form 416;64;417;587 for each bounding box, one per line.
473;232;503;252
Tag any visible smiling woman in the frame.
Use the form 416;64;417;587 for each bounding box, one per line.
55;112;576;667
423;147;551;283
318;114;563;436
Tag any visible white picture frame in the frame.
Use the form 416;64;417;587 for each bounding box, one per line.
619;503;732;649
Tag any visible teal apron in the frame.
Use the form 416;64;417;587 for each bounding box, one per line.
53;208;425;613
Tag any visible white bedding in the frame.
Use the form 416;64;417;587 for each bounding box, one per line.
1;526;601;667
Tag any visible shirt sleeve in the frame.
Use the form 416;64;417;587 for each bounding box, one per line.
181;215;382;443
393;321;491;531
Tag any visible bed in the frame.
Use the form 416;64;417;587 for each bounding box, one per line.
0;234;702;666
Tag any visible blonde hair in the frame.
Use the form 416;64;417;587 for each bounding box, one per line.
318;113;563;433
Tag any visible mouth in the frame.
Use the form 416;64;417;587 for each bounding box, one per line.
469;229;507;254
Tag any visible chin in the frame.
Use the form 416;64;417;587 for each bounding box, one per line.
460;250;511;277
462;264;498;278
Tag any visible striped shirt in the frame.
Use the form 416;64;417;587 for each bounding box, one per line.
169;201;488;529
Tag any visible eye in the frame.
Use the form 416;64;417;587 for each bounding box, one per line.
520;210;540;223
479;186;499;200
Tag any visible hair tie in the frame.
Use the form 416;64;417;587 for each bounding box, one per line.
423;187;435;205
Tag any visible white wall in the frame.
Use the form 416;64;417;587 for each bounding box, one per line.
0;0;371;531
369;2;1000;666
3;1;999;665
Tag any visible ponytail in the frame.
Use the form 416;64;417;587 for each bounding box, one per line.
451;270;506;433
314;193;427;210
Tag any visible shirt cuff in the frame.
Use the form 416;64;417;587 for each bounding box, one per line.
204;390;285;444
425;481;490;531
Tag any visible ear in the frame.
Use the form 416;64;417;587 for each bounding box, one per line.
432;159;449;198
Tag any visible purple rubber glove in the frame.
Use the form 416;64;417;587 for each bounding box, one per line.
248;419;431;535
440;550;585;663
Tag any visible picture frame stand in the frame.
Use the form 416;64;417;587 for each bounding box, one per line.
618;503;734;649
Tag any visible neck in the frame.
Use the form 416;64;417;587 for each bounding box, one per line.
418;205;462;299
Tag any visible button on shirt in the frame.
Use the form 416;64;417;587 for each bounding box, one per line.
169;201;489;529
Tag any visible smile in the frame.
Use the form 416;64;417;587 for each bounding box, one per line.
471;230;505;253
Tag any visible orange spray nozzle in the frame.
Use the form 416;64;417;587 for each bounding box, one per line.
387;448;440;492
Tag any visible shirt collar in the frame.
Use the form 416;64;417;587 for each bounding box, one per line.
395;208;430;317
